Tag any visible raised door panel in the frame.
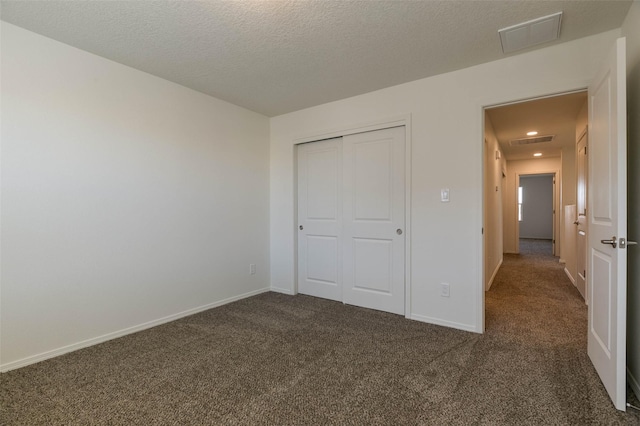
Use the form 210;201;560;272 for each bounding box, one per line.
343;127;405;315
297;139;342;301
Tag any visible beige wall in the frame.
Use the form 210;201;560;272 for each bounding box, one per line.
575;100;589;141
270;30;619;332
621;0;640;400
562;203;577;283
484;113;505;290
1;23;271;370
562;100;588;283
562;125;578;210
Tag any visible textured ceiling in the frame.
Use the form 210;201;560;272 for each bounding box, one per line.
486;91;588;161
0;1;632;117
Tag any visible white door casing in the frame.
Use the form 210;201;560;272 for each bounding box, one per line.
515;171;559;255
342;127;406;315
587;37;627;411
297;138;342;301
576;129;588;301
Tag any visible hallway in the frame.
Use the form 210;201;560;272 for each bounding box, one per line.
484;239;640;422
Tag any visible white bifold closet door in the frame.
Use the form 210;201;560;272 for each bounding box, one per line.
297;126;405;315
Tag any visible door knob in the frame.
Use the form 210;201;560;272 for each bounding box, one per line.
600;236;617;248
396;229;403;235
299;225;303;230
573;221;579;225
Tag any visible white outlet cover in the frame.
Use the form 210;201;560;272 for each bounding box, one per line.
441;188;450;202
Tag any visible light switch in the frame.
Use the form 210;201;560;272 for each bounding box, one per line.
440;283;450;297
441;188;450;202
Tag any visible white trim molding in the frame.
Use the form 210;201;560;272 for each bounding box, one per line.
486;258;503;291
410;313;479;333
0;287;270;373
270;286;295;295
564;267;576;285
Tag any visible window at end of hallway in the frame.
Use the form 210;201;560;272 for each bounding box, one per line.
518;186;523;221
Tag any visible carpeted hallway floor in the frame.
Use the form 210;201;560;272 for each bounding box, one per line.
1;239;639;425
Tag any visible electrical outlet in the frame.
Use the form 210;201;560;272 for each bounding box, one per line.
440;283;450;297
249;264;256;275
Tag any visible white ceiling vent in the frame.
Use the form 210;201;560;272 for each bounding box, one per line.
499;12;563;54
509;135;555;146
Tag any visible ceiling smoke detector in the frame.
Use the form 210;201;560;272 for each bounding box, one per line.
499;12;563;54
509;135;555;146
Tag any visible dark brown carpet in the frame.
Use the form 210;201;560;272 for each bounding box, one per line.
2;241;639;425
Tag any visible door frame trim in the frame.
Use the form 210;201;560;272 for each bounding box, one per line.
479;88;587;332
293;114;412;318
515;171;560;255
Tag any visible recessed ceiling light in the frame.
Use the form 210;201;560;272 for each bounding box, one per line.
527;131;538;136
533;153;543;157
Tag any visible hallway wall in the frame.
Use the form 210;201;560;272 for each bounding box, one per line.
484;113;505;290
563;100;589;286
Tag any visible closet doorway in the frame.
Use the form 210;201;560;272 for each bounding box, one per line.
297;126;406;315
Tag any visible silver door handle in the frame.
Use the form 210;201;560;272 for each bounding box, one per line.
396;229;403;235
299;225;303;230
573;221;579;225
601;236;617;248
620;238;637;248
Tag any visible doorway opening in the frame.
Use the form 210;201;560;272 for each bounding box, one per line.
517;172;557;255
480;37;629;412
482;89;588;295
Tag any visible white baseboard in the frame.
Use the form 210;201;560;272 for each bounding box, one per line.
629;367;640;401
410;313;480;334
486;258;503;291
0;287;270;373
564;267;576;285
270;286;295;295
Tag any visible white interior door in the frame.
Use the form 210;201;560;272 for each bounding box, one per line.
342;127;405;315
576;130;587;301
297;138;342;301
587;37;627;411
